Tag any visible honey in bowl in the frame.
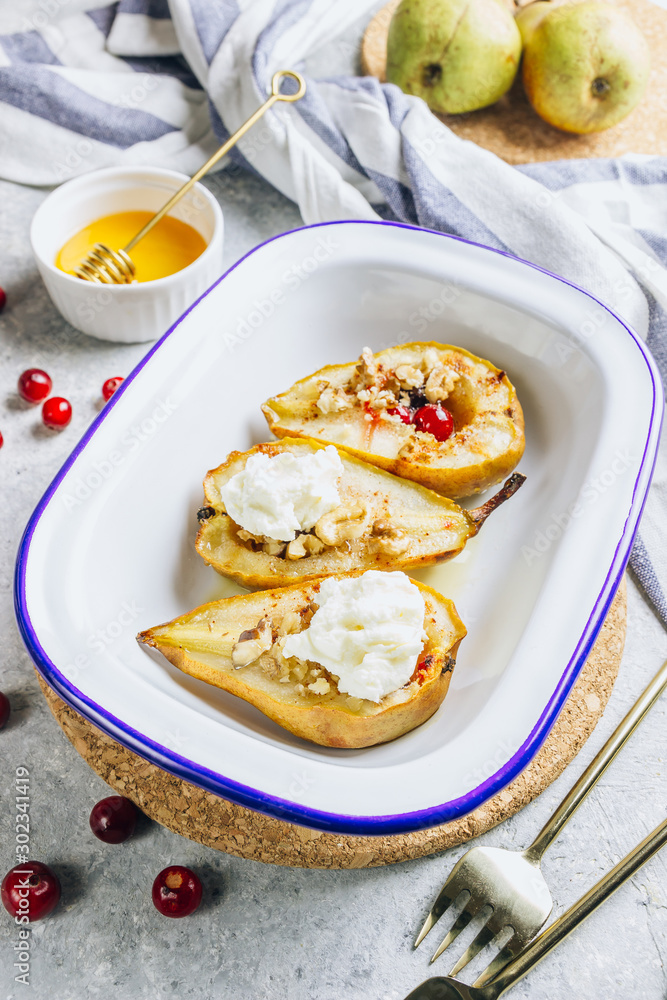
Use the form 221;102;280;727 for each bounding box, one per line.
56;210;207;283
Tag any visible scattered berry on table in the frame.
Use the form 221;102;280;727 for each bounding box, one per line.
89;795;138;844
152;866;202;918
102;377;124;402
0;691;9;728
0;431;3;450
1;862;61;921
42;397;72;430
413;404;454;442
0;287;6;312
18;369;52;404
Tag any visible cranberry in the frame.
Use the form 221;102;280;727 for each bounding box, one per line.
152;866;202;918
1;862;61;921
18;369;52;404
102;377;124;402
413;404;454;442
0;691;9;729
42;397;72;430
0;431;3;450
0;287;6;311
89;795;138;844
387;405;412;424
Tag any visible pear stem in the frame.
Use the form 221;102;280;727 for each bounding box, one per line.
468;472;526;530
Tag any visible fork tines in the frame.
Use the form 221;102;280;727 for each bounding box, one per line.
414;884;518;983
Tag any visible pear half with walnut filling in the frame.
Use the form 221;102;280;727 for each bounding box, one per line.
196;438;525;589
261;342;525;498
137;574;466;748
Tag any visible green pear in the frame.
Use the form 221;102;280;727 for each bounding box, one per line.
520;0;650;134
514;0;552;45
386;0;522;115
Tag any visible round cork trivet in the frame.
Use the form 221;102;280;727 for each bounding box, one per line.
361;0;667;164
37;578;626;869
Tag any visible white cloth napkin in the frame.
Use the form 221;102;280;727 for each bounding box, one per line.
1;0;665;624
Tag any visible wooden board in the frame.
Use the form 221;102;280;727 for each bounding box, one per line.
37;578;626;869
361;0;666;164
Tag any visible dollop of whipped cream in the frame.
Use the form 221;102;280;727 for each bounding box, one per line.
283;571;426;703
220;446;343;542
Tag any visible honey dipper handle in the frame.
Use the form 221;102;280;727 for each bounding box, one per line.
124;70;306;254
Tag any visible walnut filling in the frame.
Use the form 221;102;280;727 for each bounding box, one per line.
315;347;460;417
231;610;337;698
236;528;328;559
233;502;415;561
230;610;429;706
234;499;371;560
371;518;410;556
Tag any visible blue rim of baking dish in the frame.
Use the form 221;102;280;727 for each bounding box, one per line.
14;220;664;836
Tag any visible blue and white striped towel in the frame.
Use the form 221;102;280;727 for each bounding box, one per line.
1;0;666;627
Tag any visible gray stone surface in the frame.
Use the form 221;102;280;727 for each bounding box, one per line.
2;156;667;1000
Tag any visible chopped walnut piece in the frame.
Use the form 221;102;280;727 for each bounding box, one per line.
237;527;285;556
257;651;281;679
398;437;420;459
372;518;390;535
285;535;308;560
378;533;410;557
372;520;410;556
280;610;302;634
358;388;397;410
422;348;441;370
356;346;378;385
317;385;353;415
307;678;331;695
425;365;459;404
231;617;273;668
372;518;410;556
314;500;370;546
237;527;260;544
262;538;286;557
284;533;329;560
395;364;424;388
303;535;326;556
290;661;308;683
300;602;317;627
272;636;292;669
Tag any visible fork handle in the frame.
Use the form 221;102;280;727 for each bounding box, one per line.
491;815;667;995
523;655;667;864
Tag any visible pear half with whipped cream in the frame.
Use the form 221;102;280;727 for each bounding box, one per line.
261;342;525;499
196;438;524;589
137;570;466;748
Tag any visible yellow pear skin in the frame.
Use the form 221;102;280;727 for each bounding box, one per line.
138;575;467;749
196;438;526;589
387;0;522;115
521;1;650;134
262;343;525;500
514;1;552;46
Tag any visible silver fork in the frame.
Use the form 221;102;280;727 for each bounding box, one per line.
414;655;667;985
406;812;667;999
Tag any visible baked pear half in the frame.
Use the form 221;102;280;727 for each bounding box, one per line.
261;342;525;498
137;573;466;749
196;438;525;589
